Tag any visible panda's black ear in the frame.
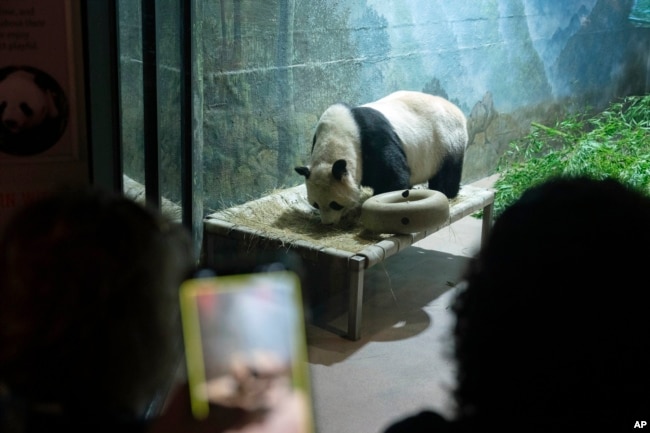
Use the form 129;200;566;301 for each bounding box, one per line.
295;166;310;179
332;159;348;181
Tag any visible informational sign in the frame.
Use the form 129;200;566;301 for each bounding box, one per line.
0;0;87;230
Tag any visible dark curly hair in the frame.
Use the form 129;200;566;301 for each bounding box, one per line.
0;187;196;429
452;176;650;431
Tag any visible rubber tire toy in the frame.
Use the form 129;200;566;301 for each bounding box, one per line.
360;189;450;234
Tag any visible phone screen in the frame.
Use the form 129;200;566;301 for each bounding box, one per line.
179;269;314;432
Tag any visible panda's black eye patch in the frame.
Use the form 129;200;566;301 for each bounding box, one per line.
20;103;34;117
329;201;344;211
312;202;319;210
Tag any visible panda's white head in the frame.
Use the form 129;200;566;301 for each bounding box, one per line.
295;159;361;225
0;70;59;135
295;102;363;224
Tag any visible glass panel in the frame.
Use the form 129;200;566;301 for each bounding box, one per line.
116;0;649;256
118;1;144;193
118;0;183;217
199;1;362;213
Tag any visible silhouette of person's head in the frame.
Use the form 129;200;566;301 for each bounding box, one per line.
453;176;650;431
0;187;195;429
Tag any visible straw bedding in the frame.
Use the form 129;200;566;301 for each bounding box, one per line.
208;184;463;253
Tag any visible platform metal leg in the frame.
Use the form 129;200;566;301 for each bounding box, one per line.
347;255;366;340
481;201;494;246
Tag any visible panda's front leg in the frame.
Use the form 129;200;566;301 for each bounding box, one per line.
379;170;411;195
362;156;412;195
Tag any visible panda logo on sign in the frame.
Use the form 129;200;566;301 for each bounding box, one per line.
0;65;68;157
295;90;467;225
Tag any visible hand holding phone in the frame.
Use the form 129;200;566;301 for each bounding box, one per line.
178;268;314;433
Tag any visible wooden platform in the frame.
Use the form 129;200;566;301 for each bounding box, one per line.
202;183;495;340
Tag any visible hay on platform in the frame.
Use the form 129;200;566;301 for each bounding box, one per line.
216;186;387;252
210;184;464;253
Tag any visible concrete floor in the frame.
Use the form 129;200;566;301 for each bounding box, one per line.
305;175;497;433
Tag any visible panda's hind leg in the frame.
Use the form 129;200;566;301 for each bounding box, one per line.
428;154;463;198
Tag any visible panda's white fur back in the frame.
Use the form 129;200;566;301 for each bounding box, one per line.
362;91;467;186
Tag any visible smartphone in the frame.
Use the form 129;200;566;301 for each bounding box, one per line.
179;263;314;432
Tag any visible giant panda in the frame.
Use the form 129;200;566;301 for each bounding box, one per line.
295;90;468;225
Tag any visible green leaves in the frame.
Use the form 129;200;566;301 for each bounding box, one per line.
493;95;650;217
